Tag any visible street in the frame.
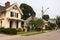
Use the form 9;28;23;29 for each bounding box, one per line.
0;30;60;40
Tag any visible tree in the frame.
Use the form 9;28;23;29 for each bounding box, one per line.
35;19;43;31
36;19;43;26
28;20;36;30
20;3;36;20
28;19;43;31
56;16;60;28
43;14;49;21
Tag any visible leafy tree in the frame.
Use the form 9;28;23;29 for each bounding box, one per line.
28;20;36;30
29;19;43;27
56;16;60;28
43;14;49;21
29;20;36;25
28;19;43;31
36;19;43;26
35;19;43;31
20;3;36;20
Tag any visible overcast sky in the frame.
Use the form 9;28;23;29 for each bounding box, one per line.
0;0;60;18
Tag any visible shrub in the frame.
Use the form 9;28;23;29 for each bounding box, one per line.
4;28;17;35
17;28;22;32
0;27;5;33
45;25;52;30
56;16;60;28
27;26;30;31
35;26;41;31
0;28;17;35
45;22;56;30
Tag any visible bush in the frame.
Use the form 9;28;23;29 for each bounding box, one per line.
27;26;30;31
35;26;41;31
0;27;5;33
45;25;52;30
45;22;56;30
4;28;17;35
0;28;17;35
17;28;22;32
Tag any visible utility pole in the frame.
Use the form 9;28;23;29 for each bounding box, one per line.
41;6;49;32
41;7;44;32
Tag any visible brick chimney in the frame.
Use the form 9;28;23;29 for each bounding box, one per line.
5;1;10;7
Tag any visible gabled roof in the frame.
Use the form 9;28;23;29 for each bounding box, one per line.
6;3;23;15
0;3;23;15
0;5;6;12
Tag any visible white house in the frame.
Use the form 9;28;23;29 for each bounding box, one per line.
0;2;23;28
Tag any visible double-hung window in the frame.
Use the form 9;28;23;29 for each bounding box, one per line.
15;13;18;18
10;12;18;18
11;12;14;17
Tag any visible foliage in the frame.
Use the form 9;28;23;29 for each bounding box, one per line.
17;28;22;32
28;19;43;31
43;14;49;21
28;20;36;31
20;3;36;20
0;27;5;33
56;16;60;28
35;26;41;31
35;19;43;31
0;28;17;35
27;26;30;31
29;20;36;25
36;19;43;26
46;22;56;30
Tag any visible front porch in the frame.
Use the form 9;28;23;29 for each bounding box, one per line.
4;17;24;28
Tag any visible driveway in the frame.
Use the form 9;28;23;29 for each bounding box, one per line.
0;30;60;40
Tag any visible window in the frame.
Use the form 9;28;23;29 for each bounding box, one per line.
17;13;18;18
0;20;2;27
11;12;14;17
15;13;18;18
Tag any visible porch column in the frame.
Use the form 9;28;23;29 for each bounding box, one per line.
0;20;1;27
18;21;21;28
12;21;16;28
4;20;9;28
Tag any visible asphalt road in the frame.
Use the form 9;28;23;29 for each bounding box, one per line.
0;29;60;40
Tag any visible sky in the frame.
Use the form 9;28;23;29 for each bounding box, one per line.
0;0;60;18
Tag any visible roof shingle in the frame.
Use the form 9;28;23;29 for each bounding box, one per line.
0;5;6;12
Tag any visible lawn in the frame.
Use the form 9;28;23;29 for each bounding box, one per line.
17;30;52;36
17;31;43;36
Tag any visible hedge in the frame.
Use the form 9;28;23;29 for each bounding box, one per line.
0;27;17;35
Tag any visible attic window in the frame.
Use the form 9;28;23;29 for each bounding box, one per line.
13;6;17;10
13;7;15;9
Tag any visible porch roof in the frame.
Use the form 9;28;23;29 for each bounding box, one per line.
7;17;24;21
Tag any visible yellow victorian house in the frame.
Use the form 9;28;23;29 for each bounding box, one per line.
0;2;23;28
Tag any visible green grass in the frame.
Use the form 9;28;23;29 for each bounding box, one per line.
17;30;52;36
17;31;45;36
